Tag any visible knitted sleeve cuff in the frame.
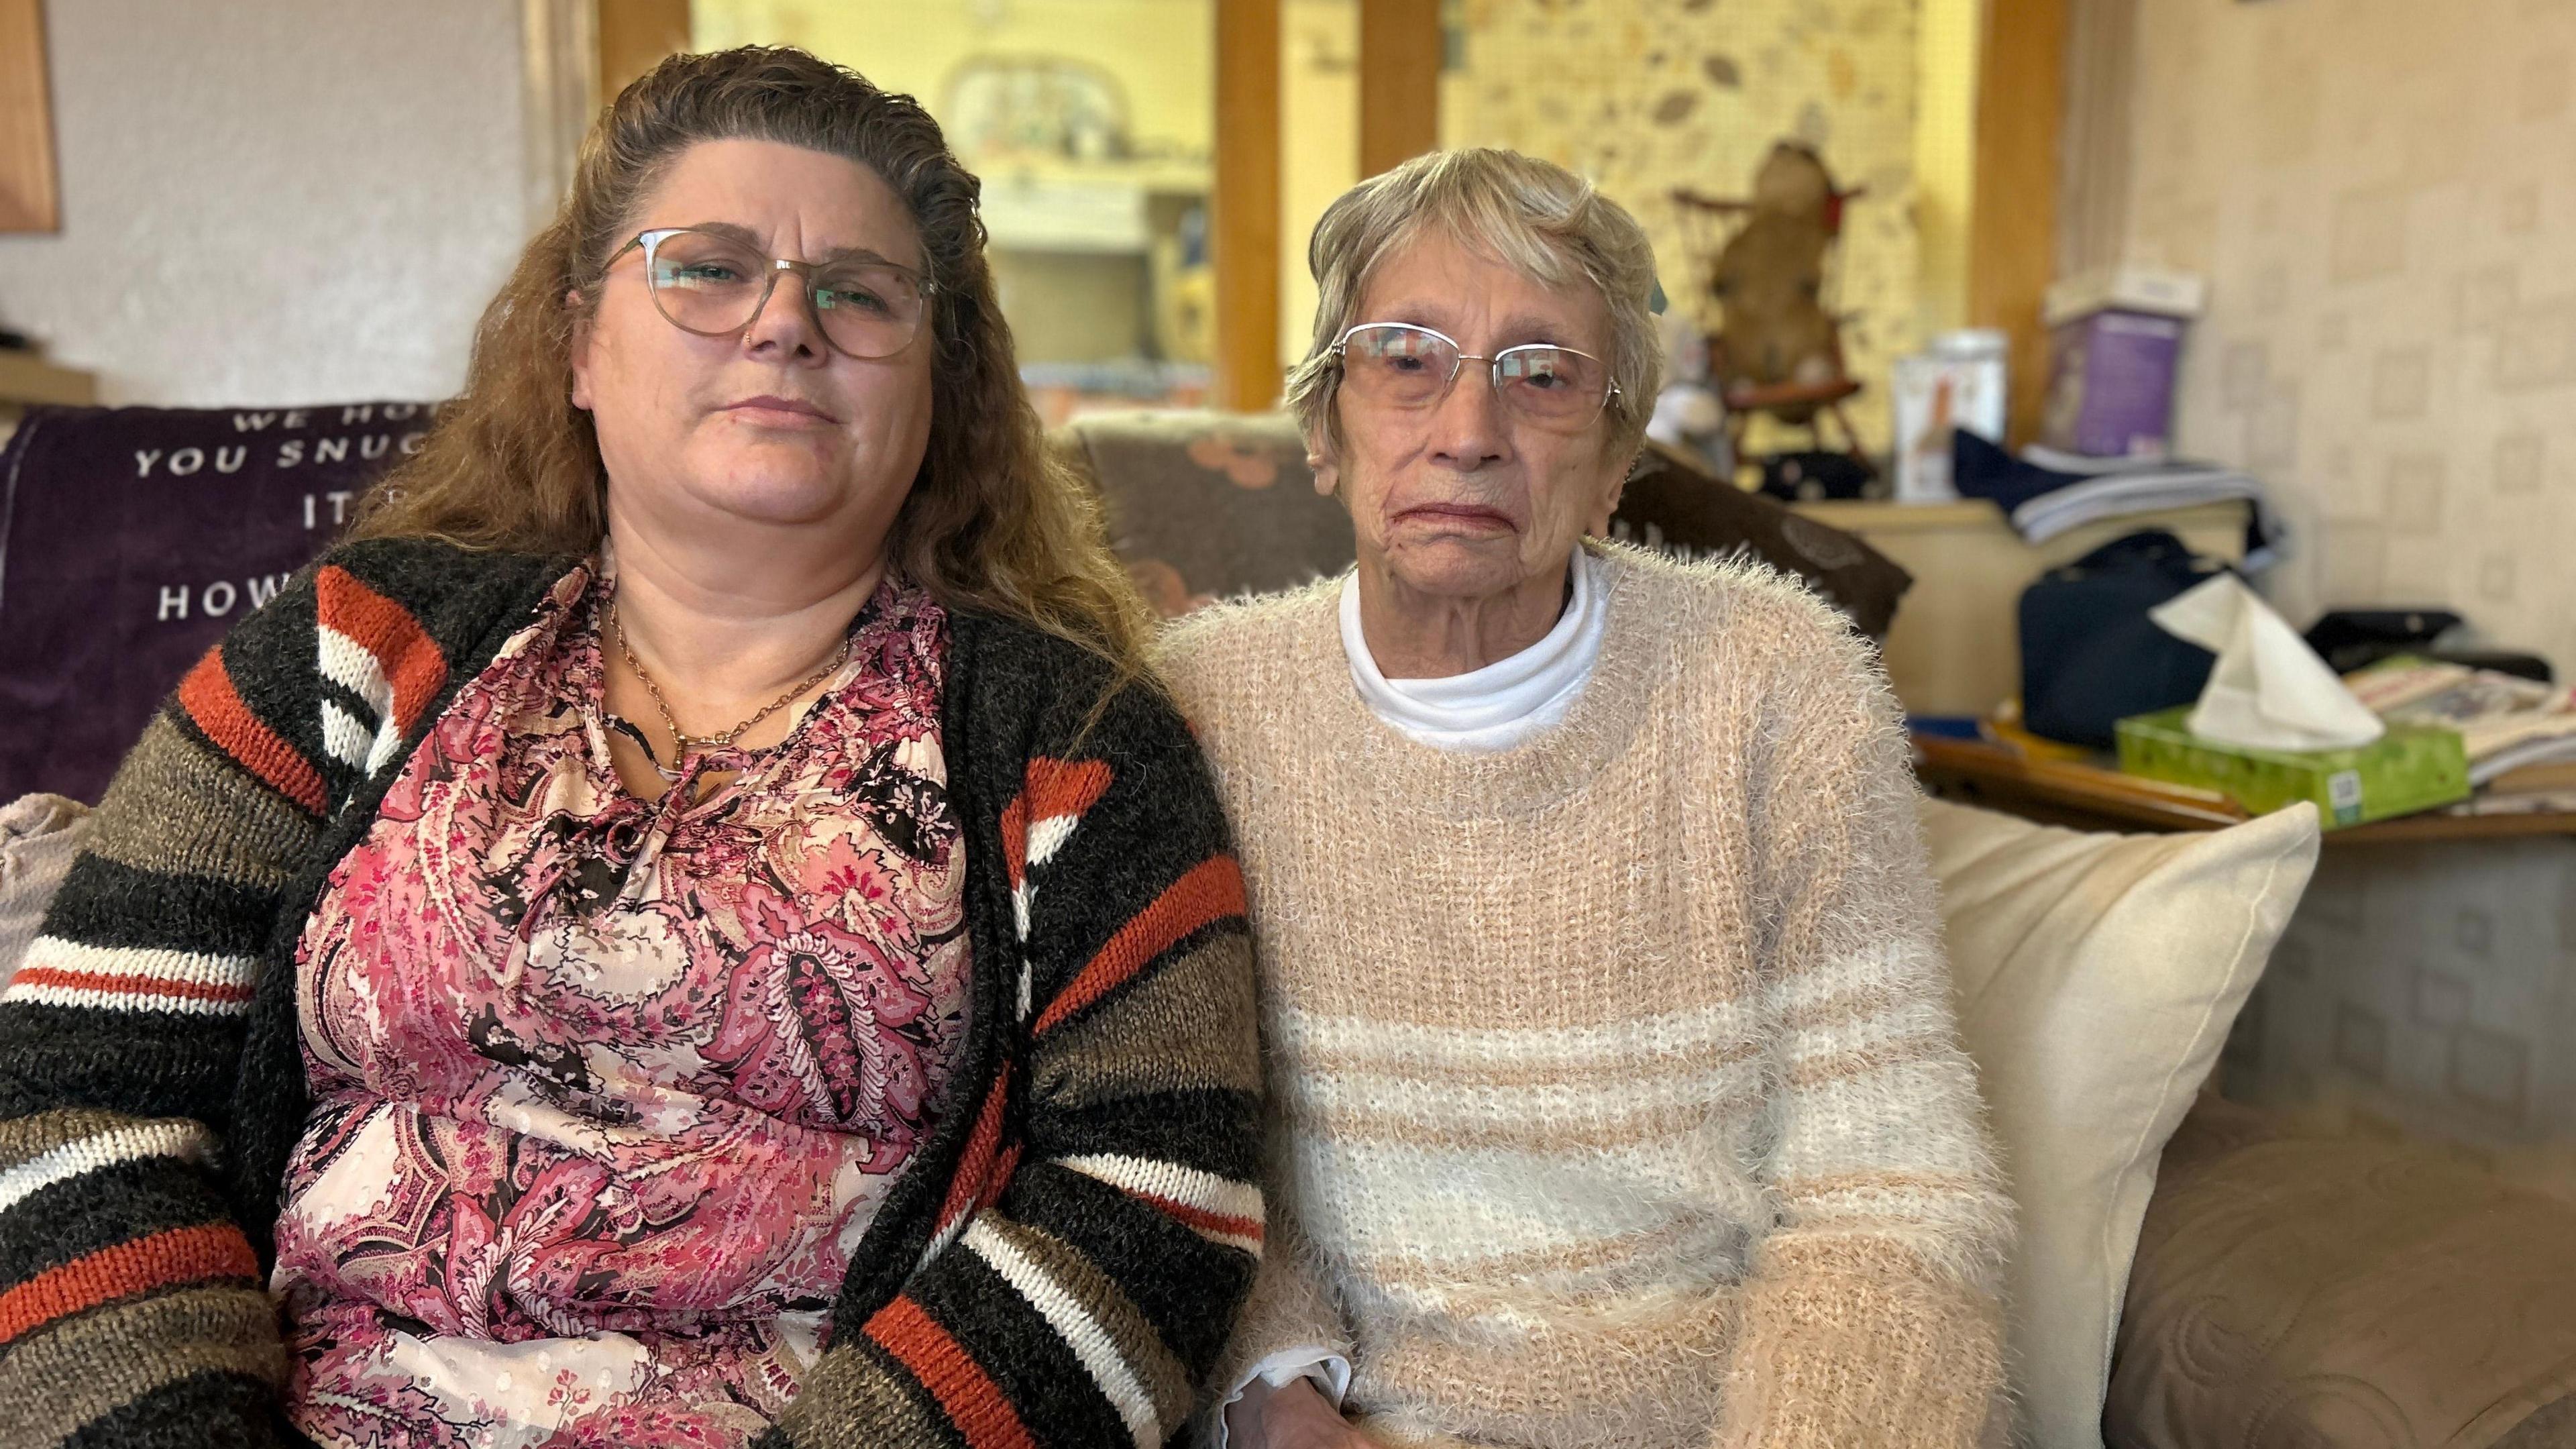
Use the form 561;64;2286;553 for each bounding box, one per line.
1212;1348;1354;1449
1210;1236;1355;1412
1713;1235;2008;1449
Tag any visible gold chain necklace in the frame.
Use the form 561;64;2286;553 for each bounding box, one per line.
608;594;853;782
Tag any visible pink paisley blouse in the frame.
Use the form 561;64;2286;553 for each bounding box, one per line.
272;565;971;1449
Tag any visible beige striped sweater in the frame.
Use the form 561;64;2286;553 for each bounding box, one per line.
1159;543;2015;1449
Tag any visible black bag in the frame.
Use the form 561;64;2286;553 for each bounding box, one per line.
2018;529;2224;747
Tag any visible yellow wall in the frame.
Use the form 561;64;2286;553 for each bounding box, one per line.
1912;0;1980;339
695;1;1213;161
1281;0;1360;368
696;0;1216;374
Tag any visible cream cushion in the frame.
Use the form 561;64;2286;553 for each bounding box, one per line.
0;793;90;989
1918;798;2321;1449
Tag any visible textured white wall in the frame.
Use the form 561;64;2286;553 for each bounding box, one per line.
0;0;527;407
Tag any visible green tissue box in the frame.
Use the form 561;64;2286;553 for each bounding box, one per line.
2114;706;2471;828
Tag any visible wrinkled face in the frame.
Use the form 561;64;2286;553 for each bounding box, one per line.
572;137;935;552
1316;229;1628;602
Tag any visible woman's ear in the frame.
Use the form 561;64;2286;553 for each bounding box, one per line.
1588;450;1638;535
568;291;596;412
1307;421;1340;499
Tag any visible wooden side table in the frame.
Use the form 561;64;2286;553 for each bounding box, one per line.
1911;732;2576;843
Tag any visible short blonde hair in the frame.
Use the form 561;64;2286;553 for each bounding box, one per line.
1286;148;1663;464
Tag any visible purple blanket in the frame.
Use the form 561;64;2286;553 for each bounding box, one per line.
0;402;434;803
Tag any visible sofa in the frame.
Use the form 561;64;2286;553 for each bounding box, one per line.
6;400;2576;1446
1046;408;1915;638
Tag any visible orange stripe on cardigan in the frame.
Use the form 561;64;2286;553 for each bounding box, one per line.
931;1067;1017;1242
1130;1193;1265;1248
316;564;448;735
863;1295;1039;1449
0;1222;260;1345
1032;855;1246;1037
176;649;327;815
7;967;256;1008
981;1144;1023;1217
999;757;1114;888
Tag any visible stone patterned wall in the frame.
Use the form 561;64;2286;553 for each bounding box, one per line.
2121;0;2576;678
2227;837;2576;1203
1440;0;1925;450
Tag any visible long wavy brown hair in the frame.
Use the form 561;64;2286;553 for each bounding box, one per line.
352;46;1150;673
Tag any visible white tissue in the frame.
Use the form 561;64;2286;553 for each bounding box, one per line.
2149;573;2385;751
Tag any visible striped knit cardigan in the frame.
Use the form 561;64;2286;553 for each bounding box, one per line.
0;539;1263;1449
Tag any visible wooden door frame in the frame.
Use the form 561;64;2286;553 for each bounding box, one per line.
0;0;60;233
596;0;691;104
1968;0;2070;447
1214;0;1284;412
1359;0;1441;179
1216;0;1443;411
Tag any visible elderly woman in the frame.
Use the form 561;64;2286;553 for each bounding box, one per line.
1159;150;2013;1449
0;49;1258;1449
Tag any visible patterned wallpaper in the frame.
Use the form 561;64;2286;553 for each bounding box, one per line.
2119;0;2576;678
2227;838;2576;1205
1440;0;1927;450
2118;0;2576;1189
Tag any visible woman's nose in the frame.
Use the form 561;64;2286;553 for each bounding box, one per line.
1428;362;1512;468
739;272;829;363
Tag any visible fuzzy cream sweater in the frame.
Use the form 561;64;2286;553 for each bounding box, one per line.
1159;543;2015;1449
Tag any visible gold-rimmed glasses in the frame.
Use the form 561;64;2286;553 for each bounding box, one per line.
608;226;937;360
1330;321;1619;429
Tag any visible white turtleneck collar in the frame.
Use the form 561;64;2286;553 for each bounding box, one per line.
1339;549;1611;753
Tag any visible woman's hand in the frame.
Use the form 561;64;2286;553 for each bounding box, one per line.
1234;1376;1379;1449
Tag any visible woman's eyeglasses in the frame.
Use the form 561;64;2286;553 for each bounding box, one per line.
608;227;936;360
1330;321;1618;430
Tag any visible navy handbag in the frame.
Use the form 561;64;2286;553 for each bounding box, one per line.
2017;529;2224;748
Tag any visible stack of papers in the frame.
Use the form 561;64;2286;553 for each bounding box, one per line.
2344;657;2576;786
1950;431;2275;562
2009;447;2268;546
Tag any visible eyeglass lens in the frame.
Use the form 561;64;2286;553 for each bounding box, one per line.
1339;324;1609;425
645;230;928;360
